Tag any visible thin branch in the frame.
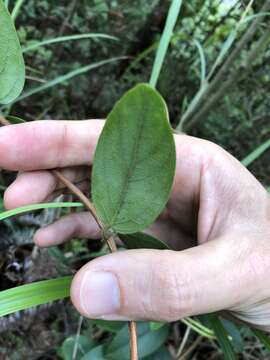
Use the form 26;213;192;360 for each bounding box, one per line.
178;336;203;360
51;169;103;229
176;326;191;358
129;321;139;360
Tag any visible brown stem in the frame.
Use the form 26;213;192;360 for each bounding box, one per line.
129;321;139;360
51;169;103;229
1;118;138;360
107;234;138;360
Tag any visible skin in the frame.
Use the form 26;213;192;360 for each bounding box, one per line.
0;120;270;330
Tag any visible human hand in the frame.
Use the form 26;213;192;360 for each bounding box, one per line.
1;120;269;330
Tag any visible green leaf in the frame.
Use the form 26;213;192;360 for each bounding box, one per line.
6;114;25;123
222;319;244;353
150;0;183;88
207;313;236;360
0;202;83;221
81;345;106;360
144;346;172;360
241;139;270;167
59;335;94;360
92;83;176;234
0;1;25;104
0;276;72;317
252;328;270;352
120;232;169;250
23;33;118;53
150;322;166;331
92;319;125;333
106;322;169;360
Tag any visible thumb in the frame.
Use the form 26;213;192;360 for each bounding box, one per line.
70;238;249;321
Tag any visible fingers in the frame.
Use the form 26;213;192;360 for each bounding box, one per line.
4;166;89;209
71;236;254;321
0;120;104;171
34;212;100;247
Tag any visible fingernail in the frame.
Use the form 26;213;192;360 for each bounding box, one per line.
80;271;120;317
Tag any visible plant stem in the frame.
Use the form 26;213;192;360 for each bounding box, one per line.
51;169;103;229
11;0;25;21
129;321;139;360
0;118;139;360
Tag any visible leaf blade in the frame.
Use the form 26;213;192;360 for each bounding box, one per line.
92;83;176;234
0;1;25;104
207;313;236;360
120;232;169;250
0;276;72;317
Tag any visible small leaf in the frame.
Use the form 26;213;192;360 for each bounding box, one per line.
92;83;176;234
120;232;169;250
91;319;125;333
150;322;166;331
6;115;25;123
0;1;25;104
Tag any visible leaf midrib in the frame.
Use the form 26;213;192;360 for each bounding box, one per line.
108;106;146;229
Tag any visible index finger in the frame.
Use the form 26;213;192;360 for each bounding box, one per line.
0;119;104;171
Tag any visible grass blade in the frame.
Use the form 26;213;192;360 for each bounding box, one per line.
149;0;183;88
194;40;207;87
11;57;125;104
207;314;236;360
252;328;270;352
0;202;83;221
241;139;270;167
0;276;72;317
23;33;118;53
11;0;25;21
207;30;237;80
181;317;215;339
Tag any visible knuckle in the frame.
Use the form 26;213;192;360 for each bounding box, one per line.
148;253;194;321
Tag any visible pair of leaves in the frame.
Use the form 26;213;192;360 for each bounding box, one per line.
0;1;25;104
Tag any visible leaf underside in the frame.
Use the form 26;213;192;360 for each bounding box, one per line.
92;83;176;234
120;232;169;250
0;2;25;104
